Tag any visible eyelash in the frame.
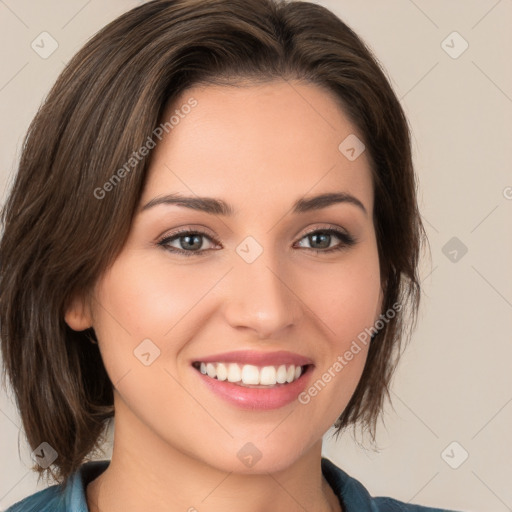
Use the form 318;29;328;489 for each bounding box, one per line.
156;226;357;257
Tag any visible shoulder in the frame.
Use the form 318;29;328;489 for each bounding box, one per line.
321;457;462;512
4;485;65;512
4;460;110;512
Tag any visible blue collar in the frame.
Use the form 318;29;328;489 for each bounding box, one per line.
7;457;455;511
63;458;372;511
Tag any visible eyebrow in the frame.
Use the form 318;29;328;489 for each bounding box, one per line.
140;191;367;216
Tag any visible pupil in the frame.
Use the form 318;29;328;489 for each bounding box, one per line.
311;233;329;249
183;235;201;250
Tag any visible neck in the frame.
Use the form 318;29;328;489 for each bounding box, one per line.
86;398;342;512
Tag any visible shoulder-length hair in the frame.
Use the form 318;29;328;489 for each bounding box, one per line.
0;0;425;486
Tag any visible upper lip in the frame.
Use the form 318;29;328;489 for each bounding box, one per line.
192;350;314;367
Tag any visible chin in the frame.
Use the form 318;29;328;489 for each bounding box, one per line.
194;434;316;475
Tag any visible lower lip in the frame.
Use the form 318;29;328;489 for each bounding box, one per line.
194;366;313;410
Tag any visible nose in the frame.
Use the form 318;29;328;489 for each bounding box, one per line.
222;249;301;339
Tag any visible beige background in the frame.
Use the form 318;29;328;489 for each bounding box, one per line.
0;1;511;511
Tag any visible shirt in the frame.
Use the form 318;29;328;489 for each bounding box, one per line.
5;457;461;511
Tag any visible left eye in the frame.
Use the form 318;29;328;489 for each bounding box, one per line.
296;228;356;252
157;228;356;257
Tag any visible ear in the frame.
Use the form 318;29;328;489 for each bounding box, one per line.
64;293;93;331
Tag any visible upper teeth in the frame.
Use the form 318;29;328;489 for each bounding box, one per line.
197;362;304;386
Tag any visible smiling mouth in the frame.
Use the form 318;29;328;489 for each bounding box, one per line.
192;361;312;388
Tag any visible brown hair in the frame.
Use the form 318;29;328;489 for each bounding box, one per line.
0;0;425;487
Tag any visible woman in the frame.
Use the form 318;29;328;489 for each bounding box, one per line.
0;0;461;510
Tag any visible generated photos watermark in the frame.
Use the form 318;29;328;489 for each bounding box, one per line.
298;302;402;405
93;97;198;200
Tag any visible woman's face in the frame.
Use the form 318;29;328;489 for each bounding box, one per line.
67;80;383;473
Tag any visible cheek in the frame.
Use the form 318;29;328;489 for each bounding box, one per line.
301;250;381;346
90;250;231;396
294;248;380;412
90;256;208;418
93;252;208;343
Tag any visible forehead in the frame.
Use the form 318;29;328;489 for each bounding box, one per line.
142;80;373;215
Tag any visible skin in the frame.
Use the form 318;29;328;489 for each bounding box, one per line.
65;79;383;512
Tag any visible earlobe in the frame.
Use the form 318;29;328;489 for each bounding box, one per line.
64;294;93;331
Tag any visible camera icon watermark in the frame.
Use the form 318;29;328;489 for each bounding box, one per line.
31;32;59;59
441;31;468;59
134;338;161;366
31;442;58;469
338;134;366;161
237;442;262;468
236;236;263;264
442;236;468;263
441;441;469;469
